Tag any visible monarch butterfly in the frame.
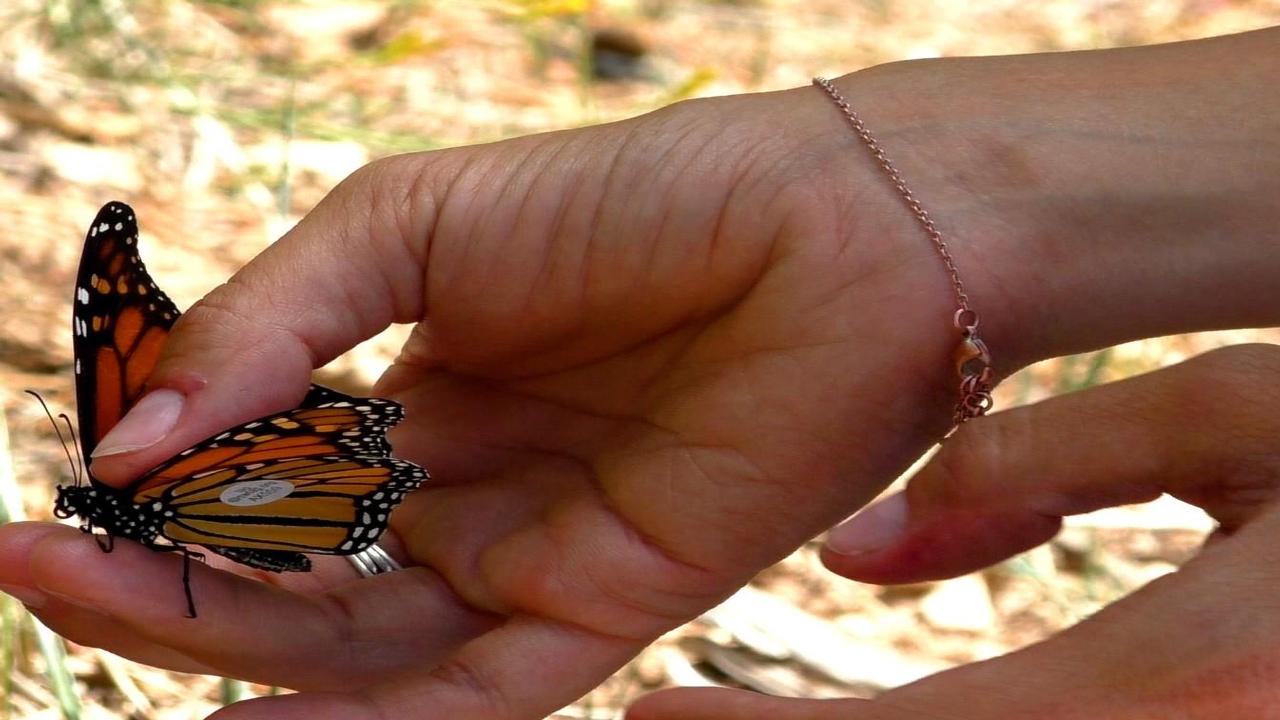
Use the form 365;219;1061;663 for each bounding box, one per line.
52;201;428;617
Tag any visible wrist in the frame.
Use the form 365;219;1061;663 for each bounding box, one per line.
830;28;1280;372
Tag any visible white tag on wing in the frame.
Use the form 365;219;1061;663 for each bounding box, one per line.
219;480;295;507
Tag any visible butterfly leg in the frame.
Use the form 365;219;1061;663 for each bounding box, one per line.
93;532;115;553
180;548;206;619
155;545;205;618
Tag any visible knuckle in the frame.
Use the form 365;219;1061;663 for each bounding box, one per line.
1167;344;1280;422
926;412;1029;503
426;656;512;718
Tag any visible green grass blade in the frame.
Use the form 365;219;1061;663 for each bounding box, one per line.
29;616;80;720
220;678;251;705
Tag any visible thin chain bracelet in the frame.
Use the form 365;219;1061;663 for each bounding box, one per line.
812;76;994;427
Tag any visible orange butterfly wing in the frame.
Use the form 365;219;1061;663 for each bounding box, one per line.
72;202;179;459
129;398;425;555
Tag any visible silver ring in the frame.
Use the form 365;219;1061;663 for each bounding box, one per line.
346;545;403;578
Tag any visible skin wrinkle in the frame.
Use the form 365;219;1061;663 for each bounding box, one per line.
290;198;396;344
424;147;490;311
393;412;718;629
536;137;595;319
526;490;703;633
537;428;739;594
640;363;823;492
701;168;758;282
516;137;581;310
635;171;777;356
660;138;744;298
183;292;321;376
315;585;377;684
323;239;396;357
644;112;723;267
574;525;710;629
366;158;435;325
413;650;516;720
93;575;245;667
715;142;798;275
578;120;646;315
427;392;737;609
463;139;548;317
601;411;781;565
533;138;609;340
610;104;703;242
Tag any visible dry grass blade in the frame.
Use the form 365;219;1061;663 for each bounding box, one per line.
1;592;23;720
95;651;155;719
702;586;947;692
0;407;81;720
0;405;24;720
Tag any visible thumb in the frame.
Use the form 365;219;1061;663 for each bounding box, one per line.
89;156;440;485
821;344;1280;584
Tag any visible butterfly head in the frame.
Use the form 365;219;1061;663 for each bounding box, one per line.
53;484;94;521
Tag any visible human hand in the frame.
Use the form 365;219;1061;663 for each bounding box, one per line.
5;26;1279;719
0;80;974;719
629;344;1280;719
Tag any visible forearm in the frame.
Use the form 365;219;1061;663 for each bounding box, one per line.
830;27;1280;371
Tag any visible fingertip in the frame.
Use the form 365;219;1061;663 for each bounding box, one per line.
0;522;79;583
25;528;193;617
87;369;311;486
90;387;186;459
821;506;1061;584
825;493;908;556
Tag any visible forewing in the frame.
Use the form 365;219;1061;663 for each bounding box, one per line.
73;202;180;458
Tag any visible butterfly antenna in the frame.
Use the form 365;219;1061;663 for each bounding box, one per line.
60;413;84;486
24;391;80;488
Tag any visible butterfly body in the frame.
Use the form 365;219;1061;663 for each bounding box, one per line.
54;483;167;547
59;202;428;615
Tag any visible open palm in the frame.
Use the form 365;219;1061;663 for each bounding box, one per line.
0;80;971;719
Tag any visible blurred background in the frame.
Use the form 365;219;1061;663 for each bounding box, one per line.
1;1;1278;718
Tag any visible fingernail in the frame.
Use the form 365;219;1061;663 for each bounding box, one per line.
0;583;48;609
91;389;185;457
826;493;909;555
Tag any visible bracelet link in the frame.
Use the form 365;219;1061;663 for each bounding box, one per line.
954;331;994;425
814;76;997;429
